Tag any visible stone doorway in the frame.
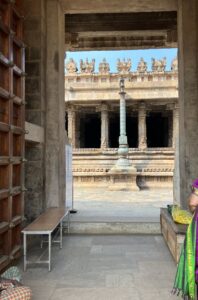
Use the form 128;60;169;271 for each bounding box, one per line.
20;0;198;231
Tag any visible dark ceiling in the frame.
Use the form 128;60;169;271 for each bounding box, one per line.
65;11;177;51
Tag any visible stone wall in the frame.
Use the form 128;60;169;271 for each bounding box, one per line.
22;0;66;219
22;0;46;219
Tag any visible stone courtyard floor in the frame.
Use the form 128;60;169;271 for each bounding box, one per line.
21;235;179;300
73;187;173;222
19;187;180;299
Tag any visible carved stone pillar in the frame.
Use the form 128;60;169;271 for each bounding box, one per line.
177;0;198;208
168;112;173;147
100;103;109;148
138;102;147;149
45;0;65;208
173;104;179;149
173;103;180;205
67;106;76;148
76;114;80;148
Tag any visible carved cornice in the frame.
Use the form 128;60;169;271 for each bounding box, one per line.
66;104;80;112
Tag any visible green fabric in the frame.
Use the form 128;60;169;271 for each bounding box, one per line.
173;213;196;299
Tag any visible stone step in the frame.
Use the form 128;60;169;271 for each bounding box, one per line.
67;220;161;234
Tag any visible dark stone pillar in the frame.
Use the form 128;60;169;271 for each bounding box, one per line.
177;0;198;208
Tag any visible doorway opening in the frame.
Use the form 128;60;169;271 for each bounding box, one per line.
79;112;101;148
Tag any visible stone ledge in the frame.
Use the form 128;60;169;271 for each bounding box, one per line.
66;221;160;235
25;122;44;144
160;208;187;263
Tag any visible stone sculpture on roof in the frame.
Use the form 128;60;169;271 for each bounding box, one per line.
152;57;166;72
171;56;178;72
80;58;95;73
65;58;77;73
117;58;131;73
99;58;110;74
137;57;147;73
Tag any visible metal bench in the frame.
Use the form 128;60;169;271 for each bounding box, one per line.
22;207;70;271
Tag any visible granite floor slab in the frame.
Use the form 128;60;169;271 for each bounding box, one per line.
19;234;181;300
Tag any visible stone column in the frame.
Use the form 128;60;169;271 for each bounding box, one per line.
45;0;65;208
100;104;109;148
173;104;179;149
108;79;138;191
177;0;198;208
22;0;46;219
168;112;173;148
76;113;80;148
173;104;180;205
117;78;130;166
138;102;147;150
67;106;76;148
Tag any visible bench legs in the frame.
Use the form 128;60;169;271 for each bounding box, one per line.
48;233;51;271
23;233;27;272
60;221;63;249
23;213;69;271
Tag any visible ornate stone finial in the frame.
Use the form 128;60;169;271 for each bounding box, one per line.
151;57;166;72
137;57;147;73
171;56;178;72
99;58;110;74
80;58;95;73
117;58;131;73
65;58;78;73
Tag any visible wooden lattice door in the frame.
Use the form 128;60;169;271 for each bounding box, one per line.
0;0;25;272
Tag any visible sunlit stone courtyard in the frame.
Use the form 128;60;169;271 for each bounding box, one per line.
69;187;173;234
73;187;173;221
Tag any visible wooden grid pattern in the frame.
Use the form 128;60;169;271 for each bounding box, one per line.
0;0;25;272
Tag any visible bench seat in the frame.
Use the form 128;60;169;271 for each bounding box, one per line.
22;207;70;271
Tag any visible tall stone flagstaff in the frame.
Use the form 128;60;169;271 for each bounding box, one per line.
116;78;130;167
108;78;139;191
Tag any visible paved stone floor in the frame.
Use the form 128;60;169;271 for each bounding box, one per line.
73;187;173;222
20;235;179;300
19;188;178;299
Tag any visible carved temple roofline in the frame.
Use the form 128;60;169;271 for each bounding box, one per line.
65;57;178;75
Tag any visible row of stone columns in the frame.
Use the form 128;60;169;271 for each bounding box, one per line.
67;103;179;149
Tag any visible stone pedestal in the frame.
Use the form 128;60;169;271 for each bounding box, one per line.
108;166;139;191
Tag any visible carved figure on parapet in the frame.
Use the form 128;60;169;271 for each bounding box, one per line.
65;58;77;73
117;58;131;73
171;56;178;72
152;57;166;72
137;57;147;73
99;58;110;74
80;58;95;73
